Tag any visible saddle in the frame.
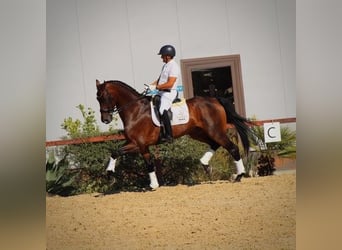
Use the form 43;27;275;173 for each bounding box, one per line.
150;96;189;127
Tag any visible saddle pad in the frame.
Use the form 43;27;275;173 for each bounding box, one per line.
151;98;189;126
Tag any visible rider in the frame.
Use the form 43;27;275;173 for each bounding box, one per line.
150;45;180;143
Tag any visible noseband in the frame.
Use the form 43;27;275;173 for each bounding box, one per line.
100;107;117;114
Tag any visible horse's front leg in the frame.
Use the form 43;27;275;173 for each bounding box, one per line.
141;150;159;190
106;142;159;189
106;142;139;172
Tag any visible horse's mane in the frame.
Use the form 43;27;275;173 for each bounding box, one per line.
104;80;141;96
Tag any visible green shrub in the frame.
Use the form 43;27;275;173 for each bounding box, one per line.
46;149;77;196
151;136;207;185
46;104;122;195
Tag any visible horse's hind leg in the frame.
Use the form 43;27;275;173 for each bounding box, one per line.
191;129;246;182
189;130;220;176
222;138;246;182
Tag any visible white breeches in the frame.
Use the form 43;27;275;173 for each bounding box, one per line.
158;90;177;113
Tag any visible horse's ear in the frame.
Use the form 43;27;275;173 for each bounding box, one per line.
96;79;100;88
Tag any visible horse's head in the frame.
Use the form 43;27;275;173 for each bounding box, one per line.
96;79;115;124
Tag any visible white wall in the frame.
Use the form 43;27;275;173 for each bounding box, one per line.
47;0;295;140
227;0;296;119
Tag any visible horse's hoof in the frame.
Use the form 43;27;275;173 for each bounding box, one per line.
233;173;245;183
149;183;159;190
148;187;158;191
202;164;212;176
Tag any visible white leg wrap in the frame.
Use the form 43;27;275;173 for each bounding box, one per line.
234;159;246;175
149;171;159;189
106;157;117;172
200;149;215;165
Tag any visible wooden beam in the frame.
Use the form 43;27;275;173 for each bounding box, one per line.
226;117;296;128
46;134;125;147
250;117;296;126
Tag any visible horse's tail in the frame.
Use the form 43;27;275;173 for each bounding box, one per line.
216;97;252;154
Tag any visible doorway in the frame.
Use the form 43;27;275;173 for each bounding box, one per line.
180;54;246;116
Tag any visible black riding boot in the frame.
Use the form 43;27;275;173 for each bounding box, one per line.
160;110;173;143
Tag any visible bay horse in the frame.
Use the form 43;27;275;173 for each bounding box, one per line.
96;79;254;189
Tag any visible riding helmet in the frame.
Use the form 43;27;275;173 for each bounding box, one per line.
158;45;176;57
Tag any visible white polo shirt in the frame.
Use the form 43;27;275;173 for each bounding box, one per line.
158;59;180;89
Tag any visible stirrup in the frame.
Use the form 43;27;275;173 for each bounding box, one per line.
159;135;173;143
158;128;172;143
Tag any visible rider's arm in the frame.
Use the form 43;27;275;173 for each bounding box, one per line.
156;76;177;90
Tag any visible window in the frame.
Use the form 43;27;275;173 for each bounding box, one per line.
180;54;246;116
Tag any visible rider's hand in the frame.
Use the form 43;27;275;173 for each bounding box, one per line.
148;84;156;91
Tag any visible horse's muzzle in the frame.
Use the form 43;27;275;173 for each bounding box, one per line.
101;115;112;124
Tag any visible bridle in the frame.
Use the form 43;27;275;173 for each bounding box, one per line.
99;107;117;114
98;87;149;115
97;88;115;114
